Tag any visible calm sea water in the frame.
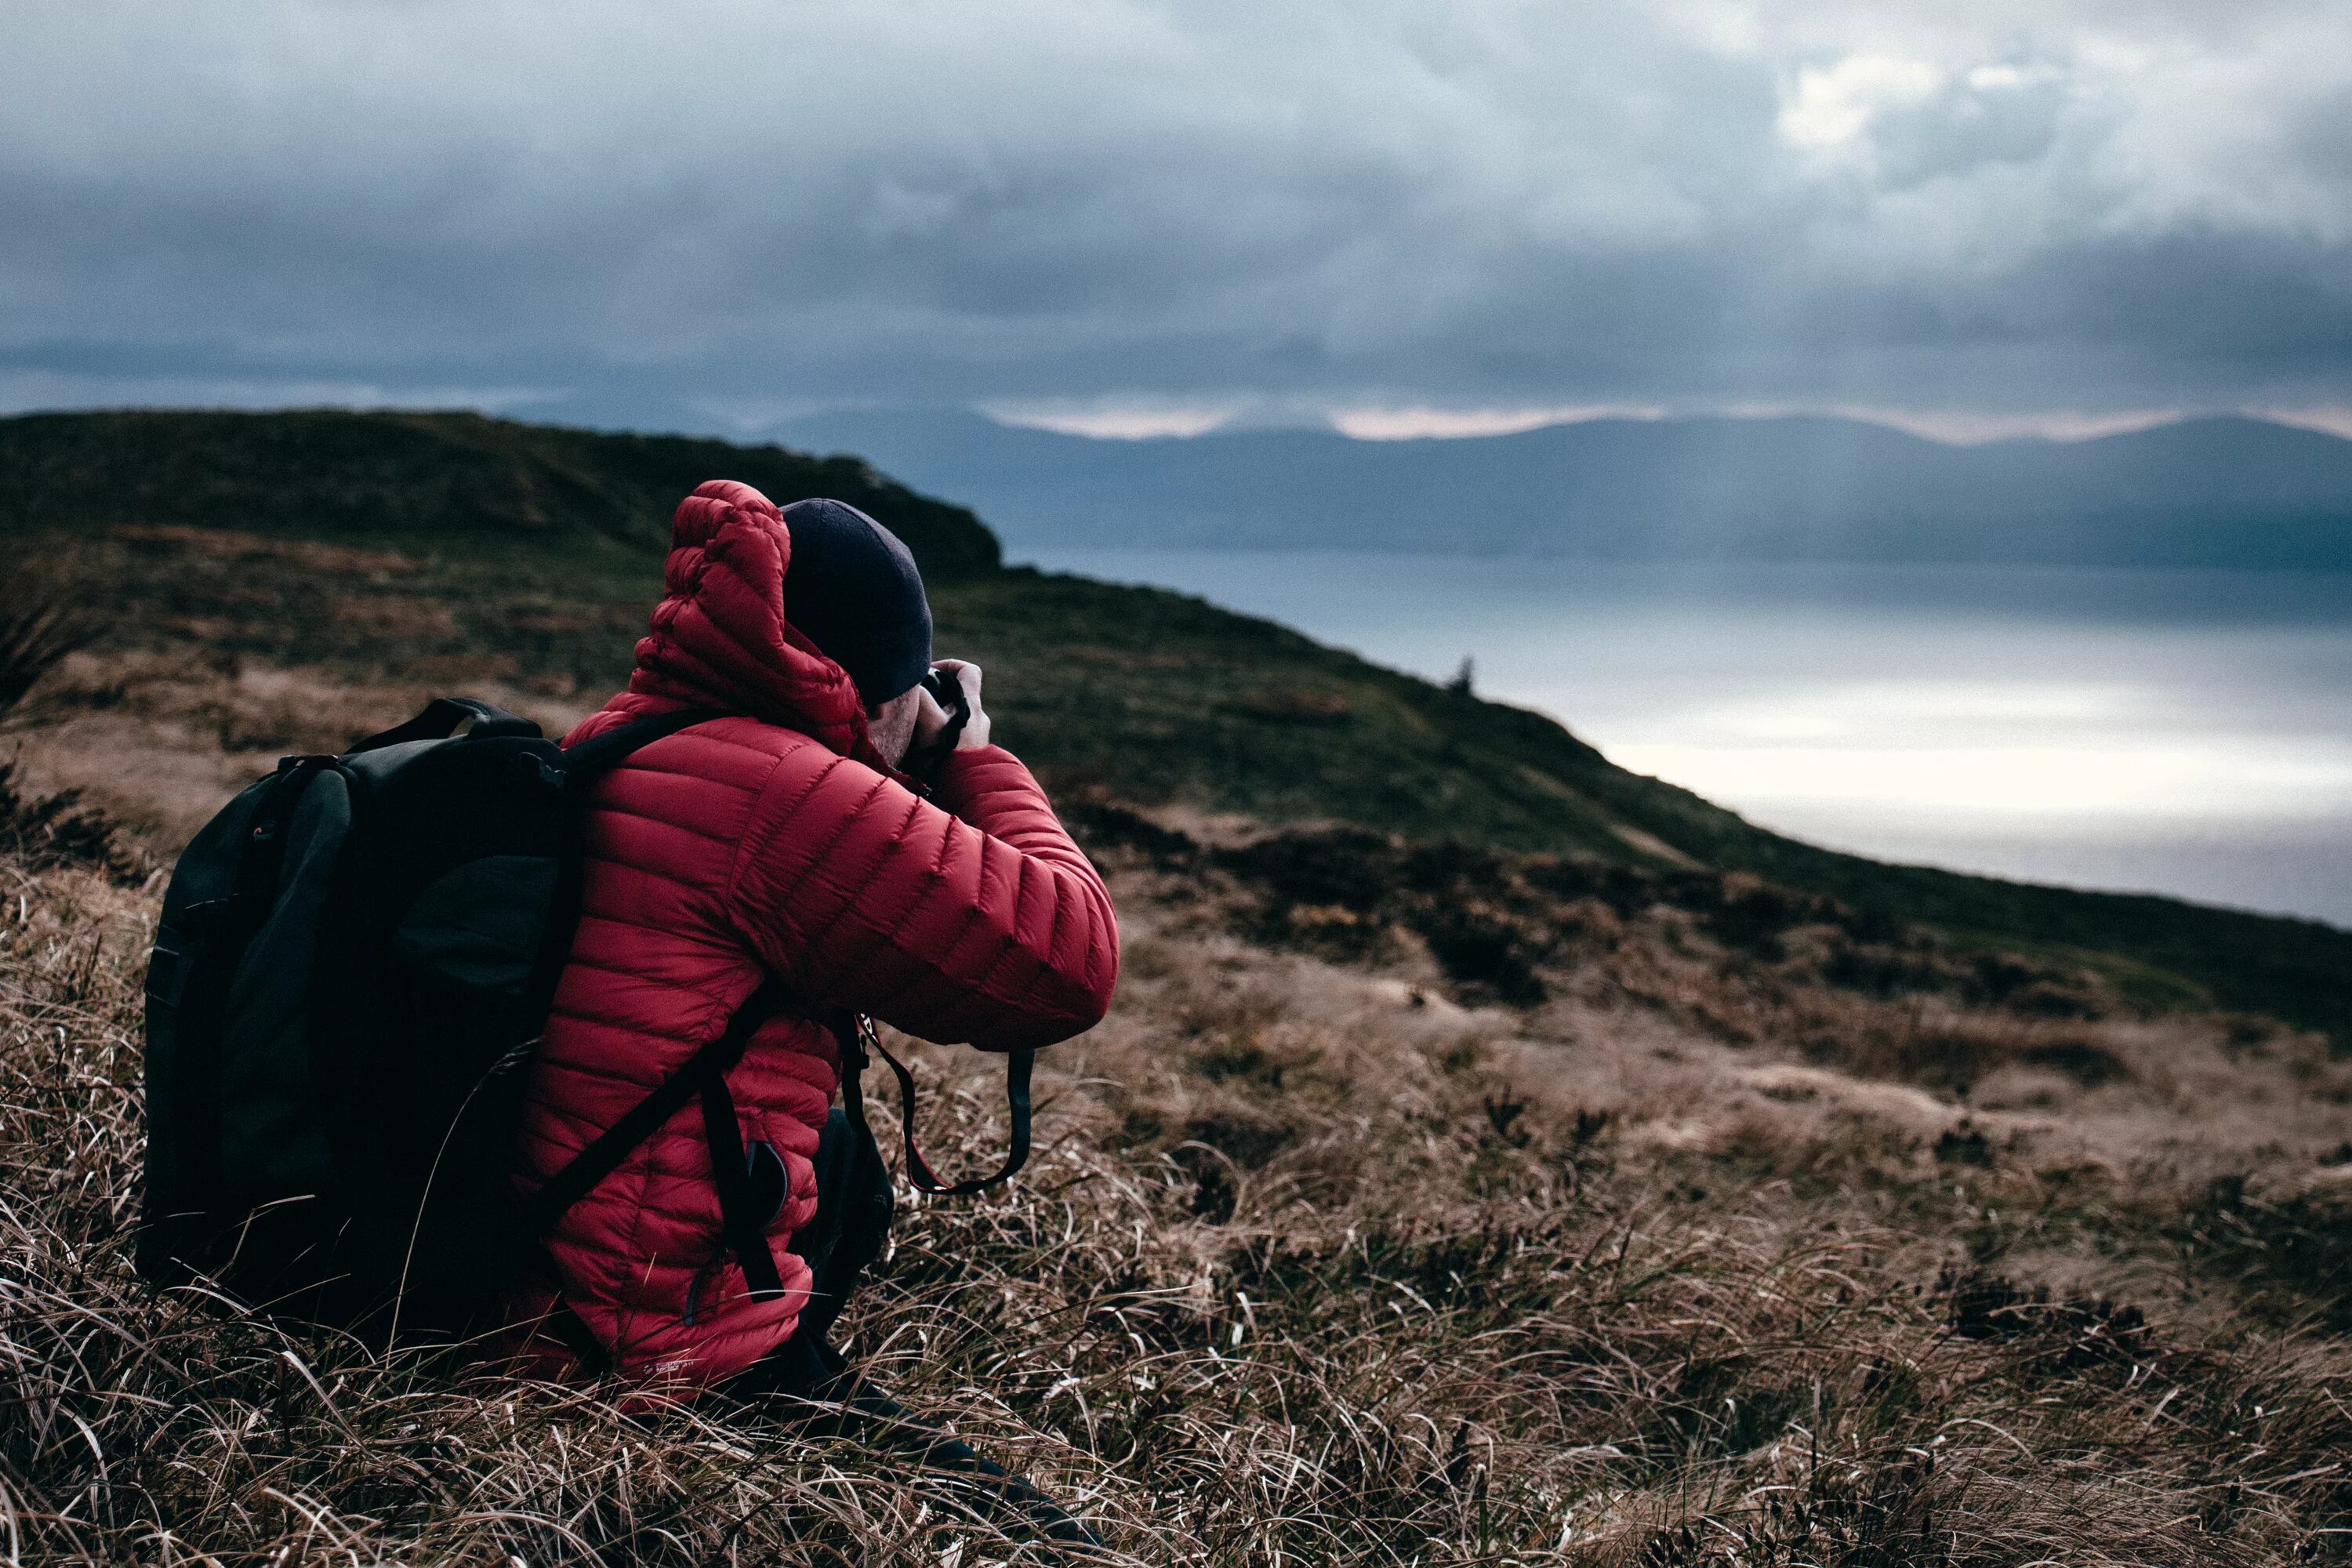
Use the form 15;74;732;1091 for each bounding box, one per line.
1018;550;2352;929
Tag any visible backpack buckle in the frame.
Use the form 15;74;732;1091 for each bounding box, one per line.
512;751;565;794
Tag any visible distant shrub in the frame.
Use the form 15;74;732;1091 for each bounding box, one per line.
1217;687;1354;725
1940;1268;2152;1374
0;762;142;884
2180;1176;2352;1330
0;558;107;725
1933;1118;1995;1167
1058;797;1201;869
1413;902;1548;1006
2020;1036;2132;1086
1820;1014;2133;1097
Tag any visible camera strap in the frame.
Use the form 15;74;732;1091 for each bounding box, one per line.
836;1013;1033;1196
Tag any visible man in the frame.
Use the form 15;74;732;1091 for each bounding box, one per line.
506;479;1119;1399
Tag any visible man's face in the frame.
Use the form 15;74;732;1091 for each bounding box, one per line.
867;686;923;766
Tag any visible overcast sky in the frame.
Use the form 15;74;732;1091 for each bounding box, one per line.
4;0;2350;440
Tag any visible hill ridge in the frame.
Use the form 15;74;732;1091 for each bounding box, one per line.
0;406;1002;579
4;406;2347;1037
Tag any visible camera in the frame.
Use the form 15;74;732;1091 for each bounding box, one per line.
920;664;968;725
907;665;971;780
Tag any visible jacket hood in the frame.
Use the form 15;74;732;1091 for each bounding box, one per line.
624;479;897;773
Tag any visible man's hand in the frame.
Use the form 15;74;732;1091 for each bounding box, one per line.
914;659;992;753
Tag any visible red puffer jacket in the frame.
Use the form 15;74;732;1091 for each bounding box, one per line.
506;479;1119;1391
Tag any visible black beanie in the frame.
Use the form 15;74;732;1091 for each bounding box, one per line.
778;497;934;708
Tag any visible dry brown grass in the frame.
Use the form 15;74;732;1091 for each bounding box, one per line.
0;666;2346;1563
9;652;589;853
0;827;2342;1563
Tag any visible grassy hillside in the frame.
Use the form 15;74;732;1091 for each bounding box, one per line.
0;407;1000;579
5;407;2350;1040
6;793;2352;1562
4;410;2352;1563
943;571;2352;1036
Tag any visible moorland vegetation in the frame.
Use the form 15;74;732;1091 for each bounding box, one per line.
0;408;2346;1563
11;408;2350;1039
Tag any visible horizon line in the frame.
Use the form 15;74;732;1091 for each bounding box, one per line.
982;401;2352;447
5;397;2352;452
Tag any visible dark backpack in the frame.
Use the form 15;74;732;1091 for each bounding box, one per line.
140;697;1034;1345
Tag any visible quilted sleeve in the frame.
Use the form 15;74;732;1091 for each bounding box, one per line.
726;743;1119;1050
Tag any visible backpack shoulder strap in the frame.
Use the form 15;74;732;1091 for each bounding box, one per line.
517;706;725;1022
838;1014;1034;1196
557;706;723;777
519;978;787;1234
351;697;539;753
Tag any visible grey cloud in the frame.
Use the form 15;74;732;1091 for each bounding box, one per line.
1863;68;2074;189
0;0;2345;425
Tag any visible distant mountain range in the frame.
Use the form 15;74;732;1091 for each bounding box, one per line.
776;408;2352;571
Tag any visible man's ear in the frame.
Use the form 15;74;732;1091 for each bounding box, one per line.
866;685;924;767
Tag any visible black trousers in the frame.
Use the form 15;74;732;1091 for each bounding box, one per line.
728;1107;894;1399
717;1109;1104;1549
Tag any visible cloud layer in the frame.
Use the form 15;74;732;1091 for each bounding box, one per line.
2;0;2347;430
